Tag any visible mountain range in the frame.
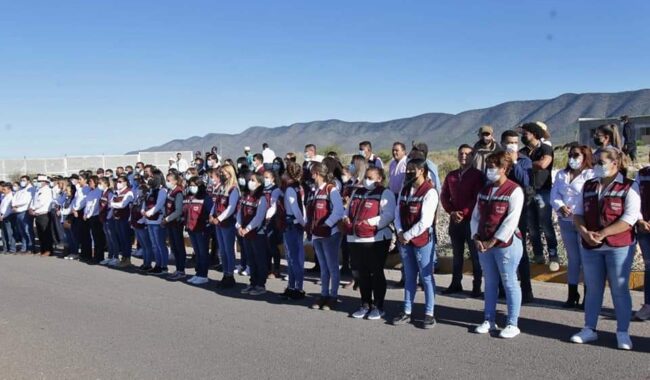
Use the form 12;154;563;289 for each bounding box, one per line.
136;89;650;158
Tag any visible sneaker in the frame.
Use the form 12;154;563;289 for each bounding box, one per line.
279;288;293;300
470;287;483;299
521;291;535;305
570;328;598;344
616;331;633;350
289;289;306;300
99;258;111;265
148;267;164;276
367;308;385;321
241;285;254;294
423;315;436;329
192;276;209;285
549;261;560;272
499;325;520;339
168;271;186;281
218;275;236;288
117;257;131;268
65;254;79;260
634;304;650;321
474;321;499;334
249;286;267;296
107;258;120;267
241;267;250;276
187;276;198;284
392;312;411;325
160;267;169;274
352;305;370;319
310;297;327;310
442;284;463;295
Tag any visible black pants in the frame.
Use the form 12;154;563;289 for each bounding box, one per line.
350;240;389;309
449;219;481;288
267;225;282;272
78;217;92;260
88;216;106;262
517;206;532;293
34;214;54;253
341;239;351;272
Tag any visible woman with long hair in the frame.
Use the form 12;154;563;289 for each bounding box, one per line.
165;172;187;281
183;177;213;285
143;169;169;275
209;164;240;288
279;162;307;300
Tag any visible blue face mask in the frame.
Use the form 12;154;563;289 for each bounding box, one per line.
348;164;355;173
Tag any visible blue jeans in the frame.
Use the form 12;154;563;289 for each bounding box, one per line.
312;233;342;298
147;224;169;268
114;218;132;259
559;220;582;285
168;223;187;272
15;211;34;252
639;233;650;305
189;230;209;277
283;224;305;290
135;227;153;266
64;226;77;255
399;240;435;315
1;214;17;252
580;245;634;332
216;224;236;275
243;234;268;287
527;189;558;258
479;237;523;326
104;218;119;259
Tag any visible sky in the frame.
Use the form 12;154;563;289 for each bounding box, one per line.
1;0;649;158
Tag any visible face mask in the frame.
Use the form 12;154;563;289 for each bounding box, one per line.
593;137;603;147
594;163;612;178
20;180;27;188
166;181;174;189
98;185;106;191
247;180;258;192
341;175;350;183
272;163;281;172
49;183;54;188
32;180;38;186
238;177;246;187
363;178;376;190
263;178;273;188
12;186;19;192
521;135;530;146
237;163;242;170
486;168;501;182
568;157;583;170
348;164;355;174
189;186;198;195
304;152;312;160
404;172;416;186
71;179;79;186
207;160;215;167
117;182;126;190
359;150;366;157
505;143;519;153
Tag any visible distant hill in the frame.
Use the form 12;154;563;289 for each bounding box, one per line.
134;89;650;158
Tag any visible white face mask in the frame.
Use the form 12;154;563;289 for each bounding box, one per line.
19;180;27;188
97;185;106;191
363;178;376;190
185;173;192;180
594;163;612;178
207;160;215;167
71;179;79;186
505;143;519;153
247;180;258;192
166;181;174;190
189;186;198;195
263;178;273;188
117;182;126;190
486;168;501;182
12;186;19;192
359;150;366;157
568;157;583;170
341;175;350;183
304;152;312;160
238;177;246;187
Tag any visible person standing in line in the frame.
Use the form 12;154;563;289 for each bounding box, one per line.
262;143;276;171
164;172;187;281
132;179;154;272
359;141;383;168
29;175;54;256
176;152;189;172
110;175;134;267
471;125;502;174
209;165;240;288
70;173;91;261
592;123;622;164
184;177;213;285
620;115;637;162
388;142;407;197
11;175;36;253
83;176;107;264
0;182;17;254
263;170;283;278
143;170;169;275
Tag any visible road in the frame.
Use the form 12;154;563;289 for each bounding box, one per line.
0;254;648;380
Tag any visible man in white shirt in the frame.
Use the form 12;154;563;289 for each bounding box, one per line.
0;182;17;253
176;152;189;172
388;142;408;196
262;143;276;171
11;175;36;253
29;175;54;255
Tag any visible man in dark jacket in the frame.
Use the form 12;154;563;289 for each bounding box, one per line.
620;115;637;162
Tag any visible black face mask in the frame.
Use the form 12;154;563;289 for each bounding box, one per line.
219;175;227;183
404;172;417;186
521;135;530;146
593;137;604;147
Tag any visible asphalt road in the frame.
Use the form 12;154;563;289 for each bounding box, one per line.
0;254;648;380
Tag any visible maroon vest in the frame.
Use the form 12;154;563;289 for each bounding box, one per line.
638;166;650;221
476;180;521;248
145;189;161;221
347;185;384;238
307;184;335;238
399;181;434;247
112;187;131;220
130;194;146;229
183;196;207;232
98;189;111;223
582;177;635;249
165;186;183;225
213;185;237;227
240;193;262;239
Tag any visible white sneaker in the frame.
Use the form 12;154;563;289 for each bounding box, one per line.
474;321;499;334
498;325;520;339
549;261;560;272
241;285;254;294
241;266;250;276
249;286;266;296
107;258;120;267
352;306;370;319
193;277;209;285
367;308;385;320
616;331;633;350
99;258;111;265
187;276;198;284
634;304;650;321
570;328;598;344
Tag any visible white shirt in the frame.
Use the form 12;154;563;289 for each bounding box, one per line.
395;184;439;242
12;185;35;213
265;187;283;220
346;187;396;243
30;186;54;215
550;168;595;221
284;186;305;226
72;185;90;211
262;148;276;164
470;185;524;243
83;188;102;219
308;183;345;239
110;189;134;210
573;173;641;228
0;192;13;218
177;158;189;172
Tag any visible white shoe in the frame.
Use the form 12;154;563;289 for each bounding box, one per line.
549;261;560;272
241;285;254;294
193;277;209;285
107;258;120;267
616;331;633;350
99;258;111;265
366;308;385;320
474;321;499;334
499;325;520;339
570;328;598;344
249;286;266;296
241;266;250;276
187;276;198;284
352;306;370;319
634;304;650;321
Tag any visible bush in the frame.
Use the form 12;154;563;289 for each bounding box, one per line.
318;144;344;158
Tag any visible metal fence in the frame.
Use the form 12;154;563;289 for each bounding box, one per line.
0;151;193;181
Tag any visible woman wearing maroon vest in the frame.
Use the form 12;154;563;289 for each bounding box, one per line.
236;172;269;296
345;167;395;320
307;162;345;310
97;177;119;266
392;158;438;328
279;162;307;301
131;179;154;271
209;165;240;288
570;147;640;350
263;170;283;278
183;177;213;286
164;172;187;281
470;152;524;339
635;151;650;321
110;175;135;268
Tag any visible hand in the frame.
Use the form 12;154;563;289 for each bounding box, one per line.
450;211;463;224
559;206;572;218
0;216;3;222
581;230;602;246
397;232;409;245
161;219;167;226
73;210;78;218
28;209;35;216
637;220;650;233
474;238;485;253
482;238;497;251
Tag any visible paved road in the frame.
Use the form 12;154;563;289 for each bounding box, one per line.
0;254;648;380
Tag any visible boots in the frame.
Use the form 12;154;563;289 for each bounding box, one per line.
562;284;581;308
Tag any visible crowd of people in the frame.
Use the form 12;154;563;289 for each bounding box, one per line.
0;120;648;350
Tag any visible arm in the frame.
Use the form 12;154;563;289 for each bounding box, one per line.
286;187;305;226
265;189;279;220
165;193;184;222
493;187;524;243
324;188;344;227
403;189;438;241
439;175;454;213
110;191;134;209
245;197;268;231
366;189;396;229
470;195;480;237
146;189;167;217
394;192;403;233
550;171;566;211
217;188;239;222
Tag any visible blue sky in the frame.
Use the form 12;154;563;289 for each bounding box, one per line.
1;0;649;158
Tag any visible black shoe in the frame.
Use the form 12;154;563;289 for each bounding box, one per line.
392;279;405;289
423;315;436;329
138;264;152;272
521;291;535;304
470;287;483;299
149;266;164;275
392;312;411;325
340;267;352;277
289;289;306;300
219;275;236;288
562;284;581;309
442;284;463;295
279;288;293;300
305;264;320;273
